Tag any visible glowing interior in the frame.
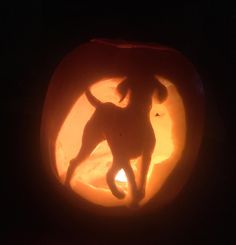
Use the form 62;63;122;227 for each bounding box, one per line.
55;77;186;207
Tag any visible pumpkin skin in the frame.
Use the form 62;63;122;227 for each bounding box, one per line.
41;39;204;213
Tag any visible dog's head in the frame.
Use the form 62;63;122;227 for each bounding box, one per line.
117;75;168;106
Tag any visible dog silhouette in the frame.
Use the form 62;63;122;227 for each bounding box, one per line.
65;74;167;206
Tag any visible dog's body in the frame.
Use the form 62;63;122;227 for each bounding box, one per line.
88;102;155;159
65;76;167;205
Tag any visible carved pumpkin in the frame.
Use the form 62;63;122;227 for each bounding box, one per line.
41;39;204;211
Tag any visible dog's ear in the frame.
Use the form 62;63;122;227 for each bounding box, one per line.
154;79;168;103
117;79;129;103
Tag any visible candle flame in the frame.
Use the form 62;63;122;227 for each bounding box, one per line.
115;169;128;183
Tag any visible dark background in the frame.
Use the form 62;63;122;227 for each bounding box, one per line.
2;1;235;244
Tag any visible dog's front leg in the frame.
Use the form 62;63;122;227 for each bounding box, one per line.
123;164;140;207
138;153;152;201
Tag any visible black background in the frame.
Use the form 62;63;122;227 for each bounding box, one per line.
2;1;235;244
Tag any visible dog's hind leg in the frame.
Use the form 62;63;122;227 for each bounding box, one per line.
65;120;104;187
106;164;125;199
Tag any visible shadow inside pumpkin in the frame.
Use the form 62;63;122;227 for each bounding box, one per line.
64;74;168;207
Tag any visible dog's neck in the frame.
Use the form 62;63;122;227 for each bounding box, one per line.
126;99;152;116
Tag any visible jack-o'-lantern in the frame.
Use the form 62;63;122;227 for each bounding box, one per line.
41;39;204;212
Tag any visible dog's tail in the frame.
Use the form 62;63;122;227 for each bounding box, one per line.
85;89;102;108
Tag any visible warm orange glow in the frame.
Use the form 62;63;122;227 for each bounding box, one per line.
55;77;186;207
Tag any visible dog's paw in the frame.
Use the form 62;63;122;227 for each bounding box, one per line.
112;190;126;199
128;200;140;209
64;176;72;190
136;190;145;202
64;180;72;190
